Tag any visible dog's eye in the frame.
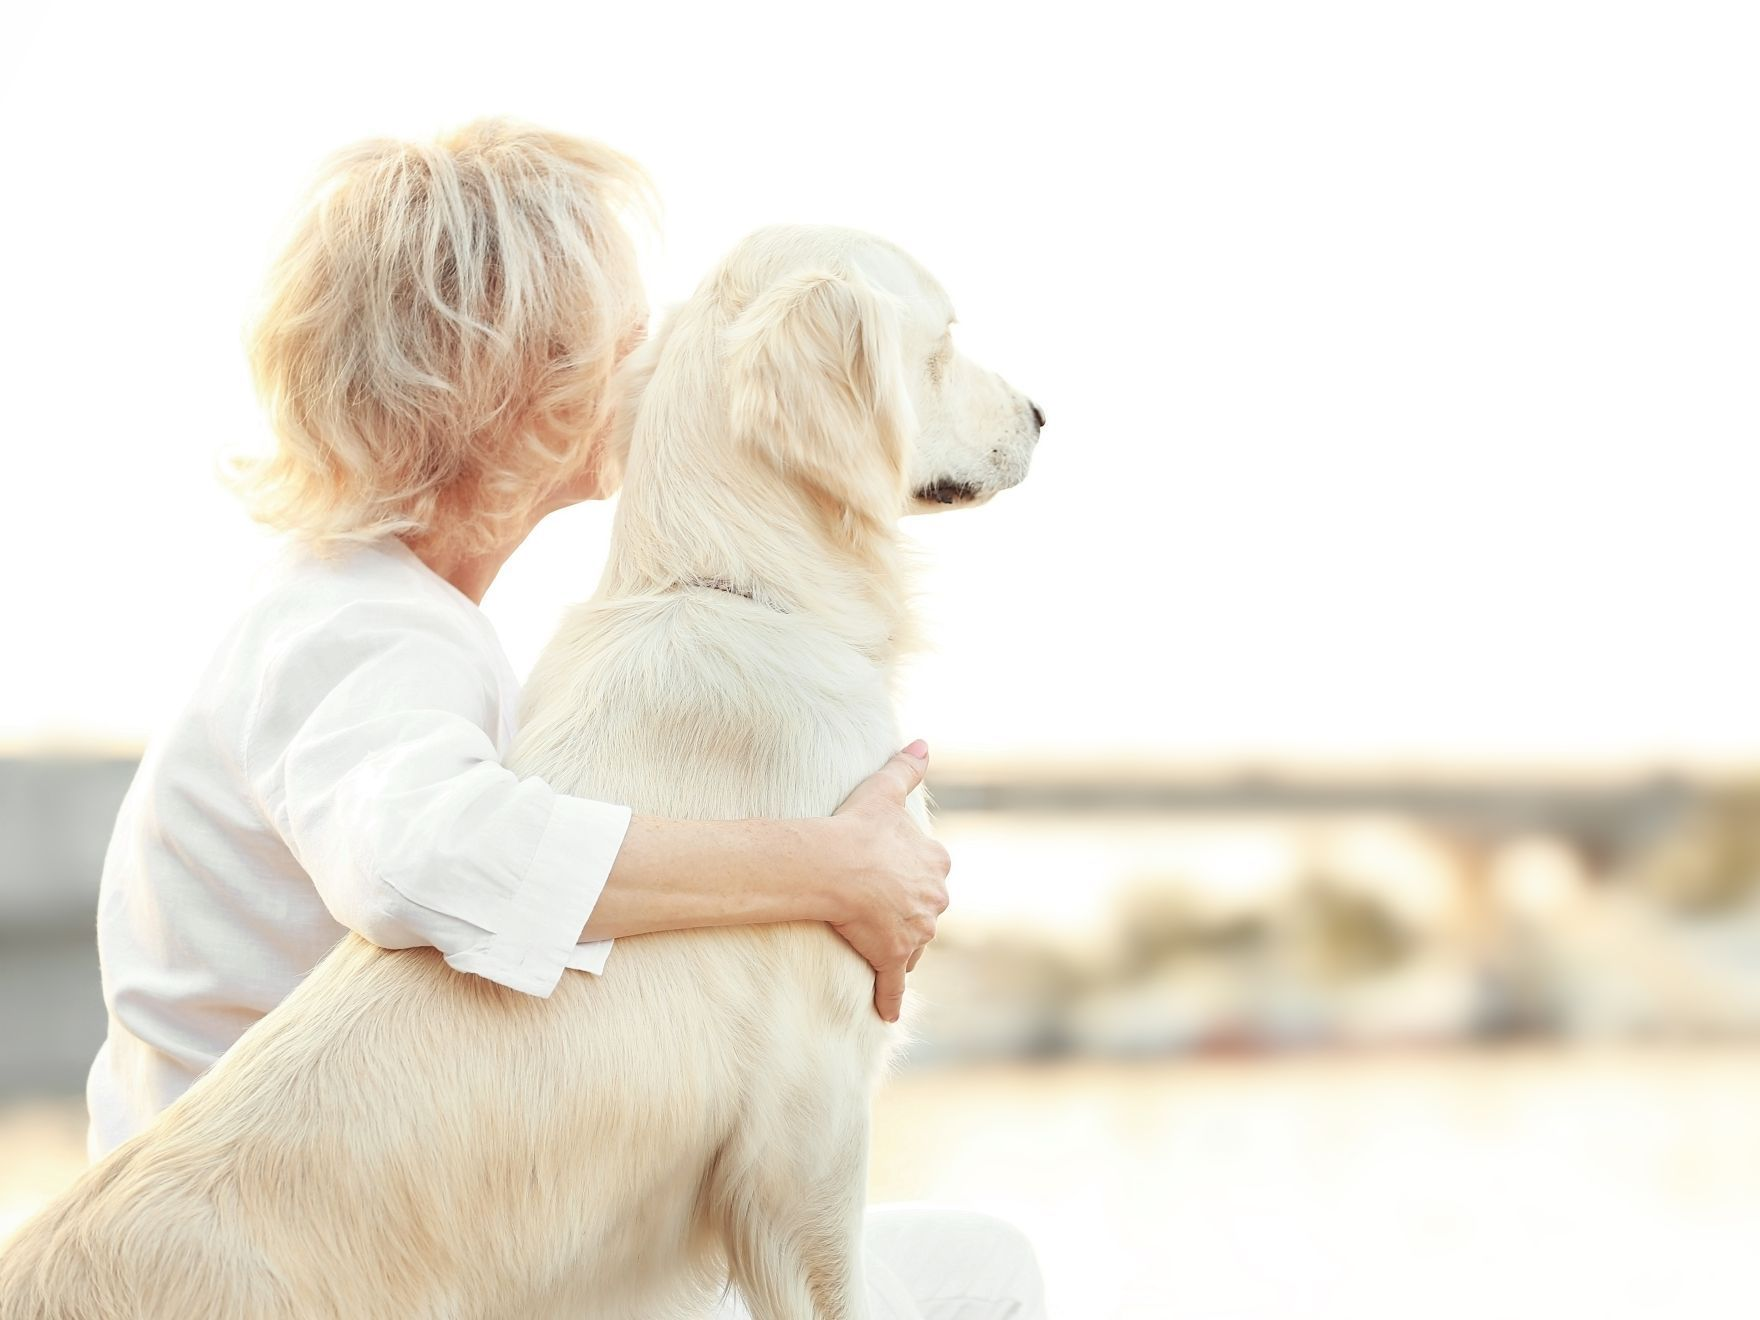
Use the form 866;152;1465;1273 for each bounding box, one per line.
926;336;953;384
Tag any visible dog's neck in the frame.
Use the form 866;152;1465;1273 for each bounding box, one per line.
681;576;757;603
603;451;918;665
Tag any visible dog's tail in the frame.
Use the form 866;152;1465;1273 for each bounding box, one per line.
0;1140;232;1320
0;1167;100;1319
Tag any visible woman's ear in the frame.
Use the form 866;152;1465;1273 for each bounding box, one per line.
725;268;912;531
595;327;664;495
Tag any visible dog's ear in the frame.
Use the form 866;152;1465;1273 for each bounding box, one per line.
725;269;912;532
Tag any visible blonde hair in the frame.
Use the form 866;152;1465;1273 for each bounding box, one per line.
230;117;653;556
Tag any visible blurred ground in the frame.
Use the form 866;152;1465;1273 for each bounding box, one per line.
869;1049;1760;1319
7;1048;1760;1320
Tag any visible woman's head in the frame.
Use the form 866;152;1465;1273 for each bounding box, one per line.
233;117;652;557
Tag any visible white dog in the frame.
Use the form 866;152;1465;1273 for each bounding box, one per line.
0;225;1040;1320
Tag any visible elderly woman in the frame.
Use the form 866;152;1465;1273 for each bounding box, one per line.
84;119;1046;1319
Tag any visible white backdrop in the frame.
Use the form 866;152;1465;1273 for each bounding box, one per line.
3;0;1757;763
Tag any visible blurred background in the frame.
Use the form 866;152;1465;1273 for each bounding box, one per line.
4;2;1760;1316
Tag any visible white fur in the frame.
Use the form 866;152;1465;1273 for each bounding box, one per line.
0;225;1037;1320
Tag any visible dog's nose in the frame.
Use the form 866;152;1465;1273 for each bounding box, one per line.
1030;402;1045;431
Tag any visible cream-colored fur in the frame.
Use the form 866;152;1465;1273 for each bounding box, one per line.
0;225;1038;1320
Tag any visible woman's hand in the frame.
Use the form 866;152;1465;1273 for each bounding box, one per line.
579;740;949;1024
826;740;952;1023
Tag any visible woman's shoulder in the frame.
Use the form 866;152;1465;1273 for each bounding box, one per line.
246;535;494;652
210;536;510;718
125;537;511;797
225;538;517;755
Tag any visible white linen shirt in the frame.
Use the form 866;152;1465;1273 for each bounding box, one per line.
85;535;631;1161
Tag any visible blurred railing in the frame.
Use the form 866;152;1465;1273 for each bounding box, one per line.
6;755;1760;1096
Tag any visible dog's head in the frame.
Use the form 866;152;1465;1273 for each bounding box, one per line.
710;226;1040;529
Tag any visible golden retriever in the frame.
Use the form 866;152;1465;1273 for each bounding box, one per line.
0;224;1040;1320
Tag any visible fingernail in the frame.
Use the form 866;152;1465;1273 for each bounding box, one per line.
902;739;928;760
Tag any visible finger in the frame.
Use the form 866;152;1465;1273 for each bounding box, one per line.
870;742;929;802
874;964;906;1023
905;945;925;972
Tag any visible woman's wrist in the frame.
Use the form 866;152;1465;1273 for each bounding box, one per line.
779;815;860;925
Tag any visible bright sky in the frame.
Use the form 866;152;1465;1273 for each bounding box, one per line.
2;1;1757;764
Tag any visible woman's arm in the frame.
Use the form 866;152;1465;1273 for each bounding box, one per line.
250;606;635;999
250;602;948;1017
582;745;951;1022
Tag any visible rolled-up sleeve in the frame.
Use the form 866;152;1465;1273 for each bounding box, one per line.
245;600;630;997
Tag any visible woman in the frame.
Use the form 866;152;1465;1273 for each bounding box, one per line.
86;118;1046;1319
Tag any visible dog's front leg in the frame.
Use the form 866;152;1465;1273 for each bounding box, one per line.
714;1098;873;1319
